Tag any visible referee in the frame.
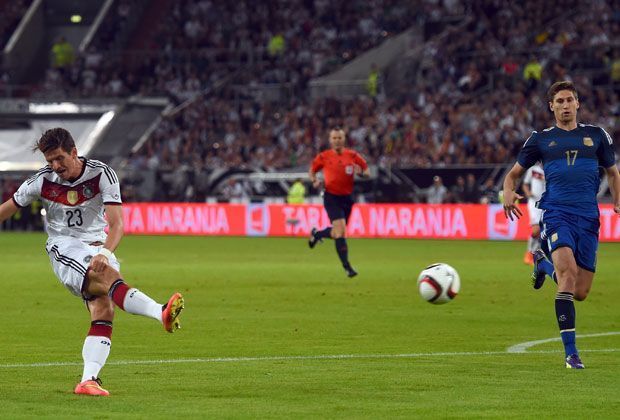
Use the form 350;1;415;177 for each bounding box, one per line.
308;128;369;277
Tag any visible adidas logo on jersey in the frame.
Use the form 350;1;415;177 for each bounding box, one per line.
548;141;557;147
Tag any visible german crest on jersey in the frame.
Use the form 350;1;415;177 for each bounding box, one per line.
583;137;593;147
67;190;78;205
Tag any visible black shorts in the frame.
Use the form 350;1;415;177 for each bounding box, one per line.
323;192;354;223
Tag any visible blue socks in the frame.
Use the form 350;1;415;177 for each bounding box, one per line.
537;256;558;284
555;292;577;356
538;258;554;278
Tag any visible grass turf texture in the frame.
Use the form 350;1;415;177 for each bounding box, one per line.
0;233;619;418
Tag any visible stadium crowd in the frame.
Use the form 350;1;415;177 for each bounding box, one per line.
123;0;619;176
2;0;619;204
0;0;31;50
40;0;419;99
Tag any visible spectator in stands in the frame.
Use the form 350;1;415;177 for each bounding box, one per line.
523;55;542;91
221;179;250;203
450;175;466;203
611;50;620;90
51;36;75;73
287;179;306;204
267;32;285;57
463;173;480;203
426;175;447;204
367;63;380;98
479;178;499;204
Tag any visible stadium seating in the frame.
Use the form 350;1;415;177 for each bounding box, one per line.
0;0;618;205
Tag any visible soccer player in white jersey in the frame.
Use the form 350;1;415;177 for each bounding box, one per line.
521;163;545;265
0;128;185;396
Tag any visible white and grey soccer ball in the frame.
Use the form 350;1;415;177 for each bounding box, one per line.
417;263;460;304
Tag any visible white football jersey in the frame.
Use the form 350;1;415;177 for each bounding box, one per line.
13;158;121;243
523;164;545;202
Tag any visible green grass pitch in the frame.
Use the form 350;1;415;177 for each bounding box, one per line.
0;233;619;418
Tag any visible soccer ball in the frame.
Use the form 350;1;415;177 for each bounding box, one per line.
417;263;460;304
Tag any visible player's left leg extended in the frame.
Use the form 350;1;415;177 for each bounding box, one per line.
551;247;583;368
86;266;184;333
74;296;114;396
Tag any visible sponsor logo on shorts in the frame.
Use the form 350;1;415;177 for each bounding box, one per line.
551;232;558;243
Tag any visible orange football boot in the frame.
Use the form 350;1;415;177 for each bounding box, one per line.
523;251;534;266
162;292;185;333
74;377;109;396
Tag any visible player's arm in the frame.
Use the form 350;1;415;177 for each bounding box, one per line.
0;199;20;224
604;165;620;214
502;162;526;220
90;204;124;272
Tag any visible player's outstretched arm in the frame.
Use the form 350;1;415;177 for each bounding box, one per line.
0;199;19;225
502;163;526;220
605;165;620;214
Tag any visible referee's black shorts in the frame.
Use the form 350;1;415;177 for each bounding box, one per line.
323;192;354;223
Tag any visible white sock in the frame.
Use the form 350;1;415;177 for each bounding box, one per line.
527;236;535;253
123;288;163;323
531;238;541;253
81;335;111;382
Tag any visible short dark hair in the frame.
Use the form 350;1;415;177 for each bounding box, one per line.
547;81;578;103
33;128;76;153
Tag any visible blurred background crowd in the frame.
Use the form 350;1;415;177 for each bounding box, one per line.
0;0;618;214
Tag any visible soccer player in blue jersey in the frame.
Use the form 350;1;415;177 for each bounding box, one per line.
502;81;620;369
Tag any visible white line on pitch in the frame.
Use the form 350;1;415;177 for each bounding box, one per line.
0;348;618;369
506;331;620;353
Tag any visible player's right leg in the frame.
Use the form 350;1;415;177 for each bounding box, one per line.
75;296;114;396
551;246;582;368
86;266;184;333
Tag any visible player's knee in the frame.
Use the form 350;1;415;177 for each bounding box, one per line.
88;265;121;290
556;269;578;290
89;296;115;320
574;291;588;301
331;223;345;238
